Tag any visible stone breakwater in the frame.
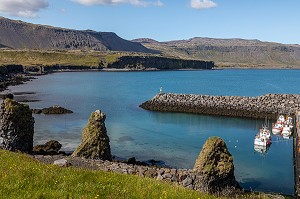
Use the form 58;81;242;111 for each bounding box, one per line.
140;93;300;120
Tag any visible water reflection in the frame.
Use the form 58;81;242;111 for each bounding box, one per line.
254;145;270;155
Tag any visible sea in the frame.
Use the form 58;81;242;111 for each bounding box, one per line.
2;69;298;195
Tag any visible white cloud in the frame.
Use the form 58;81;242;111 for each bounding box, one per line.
191;0;217;10
72;0;163;7
0;0;49;18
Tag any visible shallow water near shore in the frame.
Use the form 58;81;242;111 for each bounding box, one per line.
3;69;299;195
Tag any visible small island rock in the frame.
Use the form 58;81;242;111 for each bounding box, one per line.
0;98;34;153
72;110;112;160
32;105;73;114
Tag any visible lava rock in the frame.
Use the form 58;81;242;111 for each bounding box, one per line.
72;110;112;160
0;98;34;153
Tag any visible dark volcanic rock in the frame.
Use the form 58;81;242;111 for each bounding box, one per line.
0;99;34;153
193;136;240;195
32;106;73;114
33;140;62;155
72;110;112;160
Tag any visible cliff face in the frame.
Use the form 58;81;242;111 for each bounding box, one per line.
107;56;214;70
0;17;153;53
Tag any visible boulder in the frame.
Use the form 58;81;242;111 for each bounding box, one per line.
33;140;62;155
0;98;34;153
193;136;241;195
72;110;112;160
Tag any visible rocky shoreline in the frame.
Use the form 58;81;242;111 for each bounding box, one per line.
140;93;300;120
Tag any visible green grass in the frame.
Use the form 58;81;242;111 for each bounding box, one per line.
0;50;128;68
0;149;219;199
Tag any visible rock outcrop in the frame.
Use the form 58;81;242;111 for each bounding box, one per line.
0;98;34;153
32;106;73;114
193;136;240;194
33;140;62;155
72;110;112;160
140;93;300;119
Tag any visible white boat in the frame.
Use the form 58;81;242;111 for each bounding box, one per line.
282;125;291;136
277;115;285;124
254;126;272;146
272;123;283;135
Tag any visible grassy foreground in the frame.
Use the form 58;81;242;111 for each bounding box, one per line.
0;150;216;199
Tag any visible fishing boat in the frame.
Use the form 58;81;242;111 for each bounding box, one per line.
272;123;283;135
254;126;272;146
272;115;285;134
282;125;292;137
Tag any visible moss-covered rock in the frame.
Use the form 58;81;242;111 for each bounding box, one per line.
193;136;240;195
72;110;111;160
33;140;62;155
0;98;34;153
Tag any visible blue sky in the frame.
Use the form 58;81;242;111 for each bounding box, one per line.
0;0;299;44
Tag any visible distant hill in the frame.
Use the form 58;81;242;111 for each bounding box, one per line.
0;17;153;53
133;37;300;67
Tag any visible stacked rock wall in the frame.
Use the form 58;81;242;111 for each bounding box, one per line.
140;93;300;119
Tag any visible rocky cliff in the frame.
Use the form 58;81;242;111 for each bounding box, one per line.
0;98;34;153
107;56;214;70
72;110;112;160
0;17;153;53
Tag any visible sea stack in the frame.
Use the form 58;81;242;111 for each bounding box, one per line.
72;110;112;160
0;98;34;153
193;136;241;195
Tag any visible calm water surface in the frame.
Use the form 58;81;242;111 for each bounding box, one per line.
4;69;298;195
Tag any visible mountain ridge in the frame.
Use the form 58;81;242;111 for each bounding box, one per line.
0;17;153;53
133;37;300;67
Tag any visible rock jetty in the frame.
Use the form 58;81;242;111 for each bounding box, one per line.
0;98;34;153
140;93;300;119
72;110;112;160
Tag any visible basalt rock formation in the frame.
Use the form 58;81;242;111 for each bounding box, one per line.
193;136;240;194
107;56;214;70
72;110;112;160
0;98;34;153
33;140;62;155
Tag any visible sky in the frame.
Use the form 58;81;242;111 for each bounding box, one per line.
0;0;299;44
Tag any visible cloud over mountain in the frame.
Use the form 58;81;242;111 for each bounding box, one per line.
190;0;217;10
72;0;163;7
0;0;49;18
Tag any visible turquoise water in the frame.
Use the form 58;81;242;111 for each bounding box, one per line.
4;69;298;195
